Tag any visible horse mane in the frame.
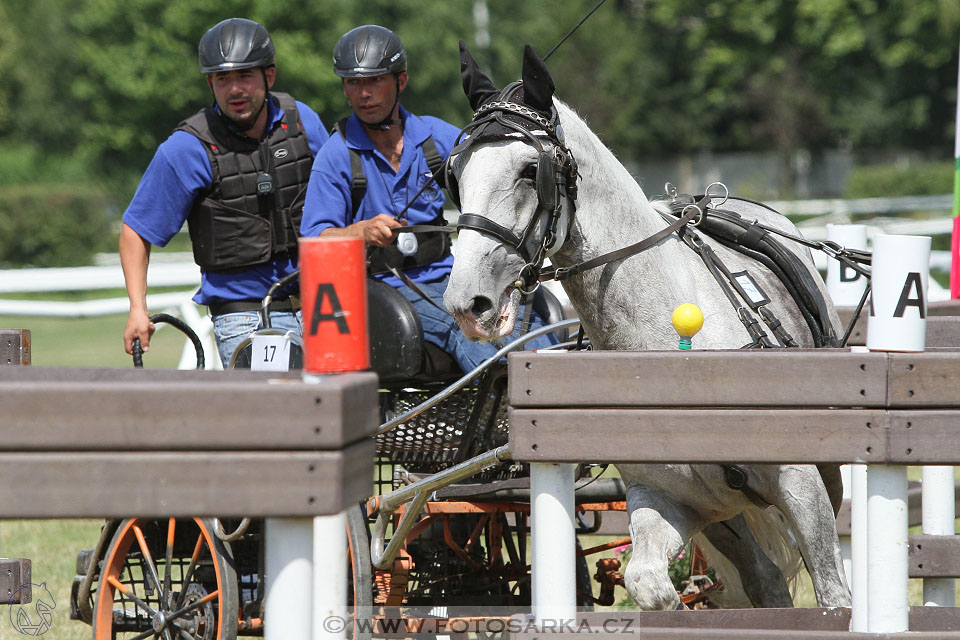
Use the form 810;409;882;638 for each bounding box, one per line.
553;99;677;240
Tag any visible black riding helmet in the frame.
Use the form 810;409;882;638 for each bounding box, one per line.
333;25;406;78
199;18;275;74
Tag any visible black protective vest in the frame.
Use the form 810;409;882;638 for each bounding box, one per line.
178;92;314;271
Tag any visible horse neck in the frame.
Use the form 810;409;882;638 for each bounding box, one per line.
552;102;697;348
555;101;674;257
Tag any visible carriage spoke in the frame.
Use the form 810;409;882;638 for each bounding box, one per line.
175;626;197;640
126;628;160;640
168;588;219;621
163;518;176;602
133;524;164;595
107;575;161;618
175;533;206;610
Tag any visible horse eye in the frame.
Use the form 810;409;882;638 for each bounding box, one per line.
519;164;537;181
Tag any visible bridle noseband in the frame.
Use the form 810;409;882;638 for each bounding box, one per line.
448;82;578;294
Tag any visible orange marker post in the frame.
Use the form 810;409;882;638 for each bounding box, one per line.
299;237;369;374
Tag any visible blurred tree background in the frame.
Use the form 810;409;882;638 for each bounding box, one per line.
0;0;958;266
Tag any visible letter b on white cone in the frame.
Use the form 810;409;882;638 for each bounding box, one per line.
867;234;931;352
826;224;868;306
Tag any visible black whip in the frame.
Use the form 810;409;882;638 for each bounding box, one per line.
543;0;609;61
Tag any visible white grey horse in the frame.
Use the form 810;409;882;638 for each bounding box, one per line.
443;42;851;610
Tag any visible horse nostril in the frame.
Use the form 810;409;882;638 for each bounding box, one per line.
471;296;493;315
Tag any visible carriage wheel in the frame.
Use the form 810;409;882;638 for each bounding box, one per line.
346;504;374;640
91;517;238;640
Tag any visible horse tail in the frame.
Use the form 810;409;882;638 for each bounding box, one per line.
692;505;803;608
742;505;804;587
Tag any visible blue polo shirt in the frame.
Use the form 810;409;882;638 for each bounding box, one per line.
301;106;460;286
122;95;328;305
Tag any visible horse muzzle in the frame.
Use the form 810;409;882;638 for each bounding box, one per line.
448;286;521;342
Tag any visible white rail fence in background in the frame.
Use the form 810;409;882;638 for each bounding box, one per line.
0;195;954;368
0;252;220;368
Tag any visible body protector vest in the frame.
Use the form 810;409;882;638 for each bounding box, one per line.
178;92;314;272
334;118;450;275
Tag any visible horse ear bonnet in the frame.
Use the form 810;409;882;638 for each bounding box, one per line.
460;40;499;111
462;43;559;144
520;44;554;113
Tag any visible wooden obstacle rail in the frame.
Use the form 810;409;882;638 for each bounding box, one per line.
0;366;377;517
507;349;960;638
0;365;378;637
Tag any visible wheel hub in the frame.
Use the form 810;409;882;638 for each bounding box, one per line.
151;611;167;632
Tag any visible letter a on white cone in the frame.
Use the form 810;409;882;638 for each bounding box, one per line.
867;234;931;352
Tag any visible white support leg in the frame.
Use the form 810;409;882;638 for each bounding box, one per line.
922;465;956;607
265;518;313;640
849;464;869;632
866;465;909;633
314;512;347;640
839;465;852;585
530;462;576;625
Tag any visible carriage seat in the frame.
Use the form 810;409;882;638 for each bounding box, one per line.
367;279;568;385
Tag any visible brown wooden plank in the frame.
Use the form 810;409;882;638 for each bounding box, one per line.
930;300;960;316
910;534;960;577
0;371;379;450
0;439;375;518
887;411;960;464
0;558;30;604
577;607;850;630
509;408;887;464
925;316;960;348
509;607;960;638
0;329;30;365
508;350;888;408
888;352;960;406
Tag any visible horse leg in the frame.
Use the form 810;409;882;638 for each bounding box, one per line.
622;484;695;610
769;465;851;607
701;515;793;607
817;463;844;515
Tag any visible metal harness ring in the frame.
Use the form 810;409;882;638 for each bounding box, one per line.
705;181;729;206
514;263;542;295
682;203;705;227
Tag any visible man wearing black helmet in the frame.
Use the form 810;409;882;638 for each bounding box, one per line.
301;25;556;373
120;18;328;366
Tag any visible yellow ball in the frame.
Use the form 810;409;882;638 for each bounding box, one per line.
672;303;704;337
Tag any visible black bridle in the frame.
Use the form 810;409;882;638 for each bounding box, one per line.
447;82;579;294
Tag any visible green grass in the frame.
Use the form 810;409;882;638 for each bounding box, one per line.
2;313;187;368
2;519;105;639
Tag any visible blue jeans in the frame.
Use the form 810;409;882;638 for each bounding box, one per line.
212;310;303;367
394;278;558;373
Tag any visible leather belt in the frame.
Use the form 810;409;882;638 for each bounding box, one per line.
208;297;300;317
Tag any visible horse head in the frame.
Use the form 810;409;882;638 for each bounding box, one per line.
444;42;577;342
